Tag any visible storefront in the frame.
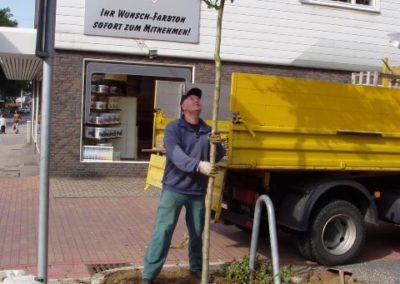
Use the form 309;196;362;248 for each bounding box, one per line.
50;51;349;176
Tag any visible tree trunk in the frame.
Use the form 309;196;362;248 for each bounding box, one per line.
201;0;225;283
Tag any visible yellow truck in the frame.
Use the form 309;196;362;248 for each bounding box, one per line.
146;73;400;266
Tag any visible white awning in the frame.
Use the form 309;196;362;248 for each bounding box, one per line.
0;27;42;80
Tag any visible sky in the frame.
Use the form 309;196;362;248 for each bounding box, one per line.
0;0;35;28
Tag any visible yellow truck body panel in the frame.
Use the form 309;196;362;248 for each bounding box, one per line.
229;73;400;171
144;154;166;191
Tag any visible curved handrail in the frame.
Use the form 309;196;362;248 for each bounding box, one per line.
249;194;281;284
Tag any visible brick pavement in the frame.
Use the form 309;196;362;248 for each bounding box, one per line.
0;176;311;280
0;176;299;279
0;120;310;281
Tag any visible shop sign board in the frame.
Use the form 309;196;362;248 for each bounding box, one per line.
84;0;201;43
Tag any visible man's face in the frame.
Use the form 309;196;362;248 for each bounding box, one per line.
181;95;202;115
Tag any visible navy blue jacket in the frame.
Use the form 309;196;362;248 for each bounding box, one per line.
162;117;225;196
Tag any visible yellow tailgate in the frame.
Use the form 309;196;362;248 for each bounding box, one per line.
145;154;166;191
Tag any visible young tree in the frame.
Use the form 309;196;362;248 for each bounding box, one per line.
201;0;233;283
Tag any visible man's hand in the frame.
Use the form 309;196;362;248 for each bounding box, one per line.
197;161;217;177
209;133;223;144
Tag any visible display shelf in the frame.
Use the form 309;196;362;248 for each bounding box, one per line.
90;108;122;112
84;125;123;140
85;122;121;127
82;76;130;161
91;91;126;96
92;79;126;85
82;145;113;161
84;136;122;140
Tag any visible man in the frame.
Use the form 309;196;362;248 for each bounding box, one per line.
0;114;6;134
141;87;225;284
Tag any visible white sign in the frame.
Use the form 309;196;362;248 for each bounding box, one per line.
84;0;201;43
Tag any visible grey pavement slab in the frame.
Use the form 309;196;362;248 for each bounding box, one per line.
343;261;400;284
0;121;39;177
50;177;160;198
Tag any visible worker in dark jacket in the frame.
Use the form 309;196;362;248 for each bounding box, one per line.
141;87;225;284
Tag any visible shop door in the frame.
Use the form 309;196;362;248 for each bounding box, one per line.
154;80;231;121
154;80;185;119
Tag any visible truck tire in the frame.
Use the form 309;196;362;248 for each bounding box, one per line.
309;200;365;266
295;232;314;261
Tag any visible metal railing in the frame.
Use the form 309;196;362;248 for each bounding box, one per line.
249;194;281;284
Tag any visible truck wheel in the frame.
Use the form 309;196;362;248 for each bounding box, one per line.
295;232;314;261
310;200;365;266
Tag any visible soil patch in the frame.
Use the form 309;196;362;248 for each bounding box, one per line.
101;267;372;284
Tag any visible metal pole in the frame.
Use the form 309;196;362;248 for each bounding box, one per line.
31;81;36;143
36;0;57;282
27;120;32;144
249;195;281;284
34;81;40;148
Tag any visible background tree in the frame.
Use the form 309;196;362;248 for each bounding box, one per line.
0;7;31;102
0;7;18;26
201;0;233;283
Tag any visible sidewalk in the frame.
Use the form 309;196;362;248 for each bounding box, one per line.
0;124;308;280
1;123;400;283
0;121;38;177
0;176;314;281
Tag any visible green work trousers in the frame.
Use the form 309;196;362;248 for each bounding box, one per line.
142;190;205;280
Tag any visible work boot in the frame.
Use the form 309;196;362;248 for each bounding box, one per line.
140;279;153;284
190;270;202;280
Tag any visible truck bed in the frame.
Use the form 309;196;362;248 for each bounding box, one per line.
229;73;400;171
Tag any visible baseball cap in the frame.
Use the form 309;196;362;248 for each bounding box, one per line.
180;87;202;105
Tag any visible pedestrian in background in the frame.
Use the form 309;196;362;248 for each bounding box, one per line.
141;88;225;284
13;110;21;134
0;114;6;134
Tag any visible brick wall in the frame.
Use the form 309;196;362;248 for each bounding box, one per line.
50;50;350;177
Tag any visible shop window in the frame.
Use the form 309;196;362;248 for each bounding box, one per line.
81;61;192;163
301;0;380;12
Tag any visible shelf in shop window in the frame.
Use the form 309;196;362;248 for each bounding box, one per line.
91;79;126;85
91;91;109;95
85;122;121;127
91;91;127;96
82;159;117;163
90;108;122;112
84;135;122;140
